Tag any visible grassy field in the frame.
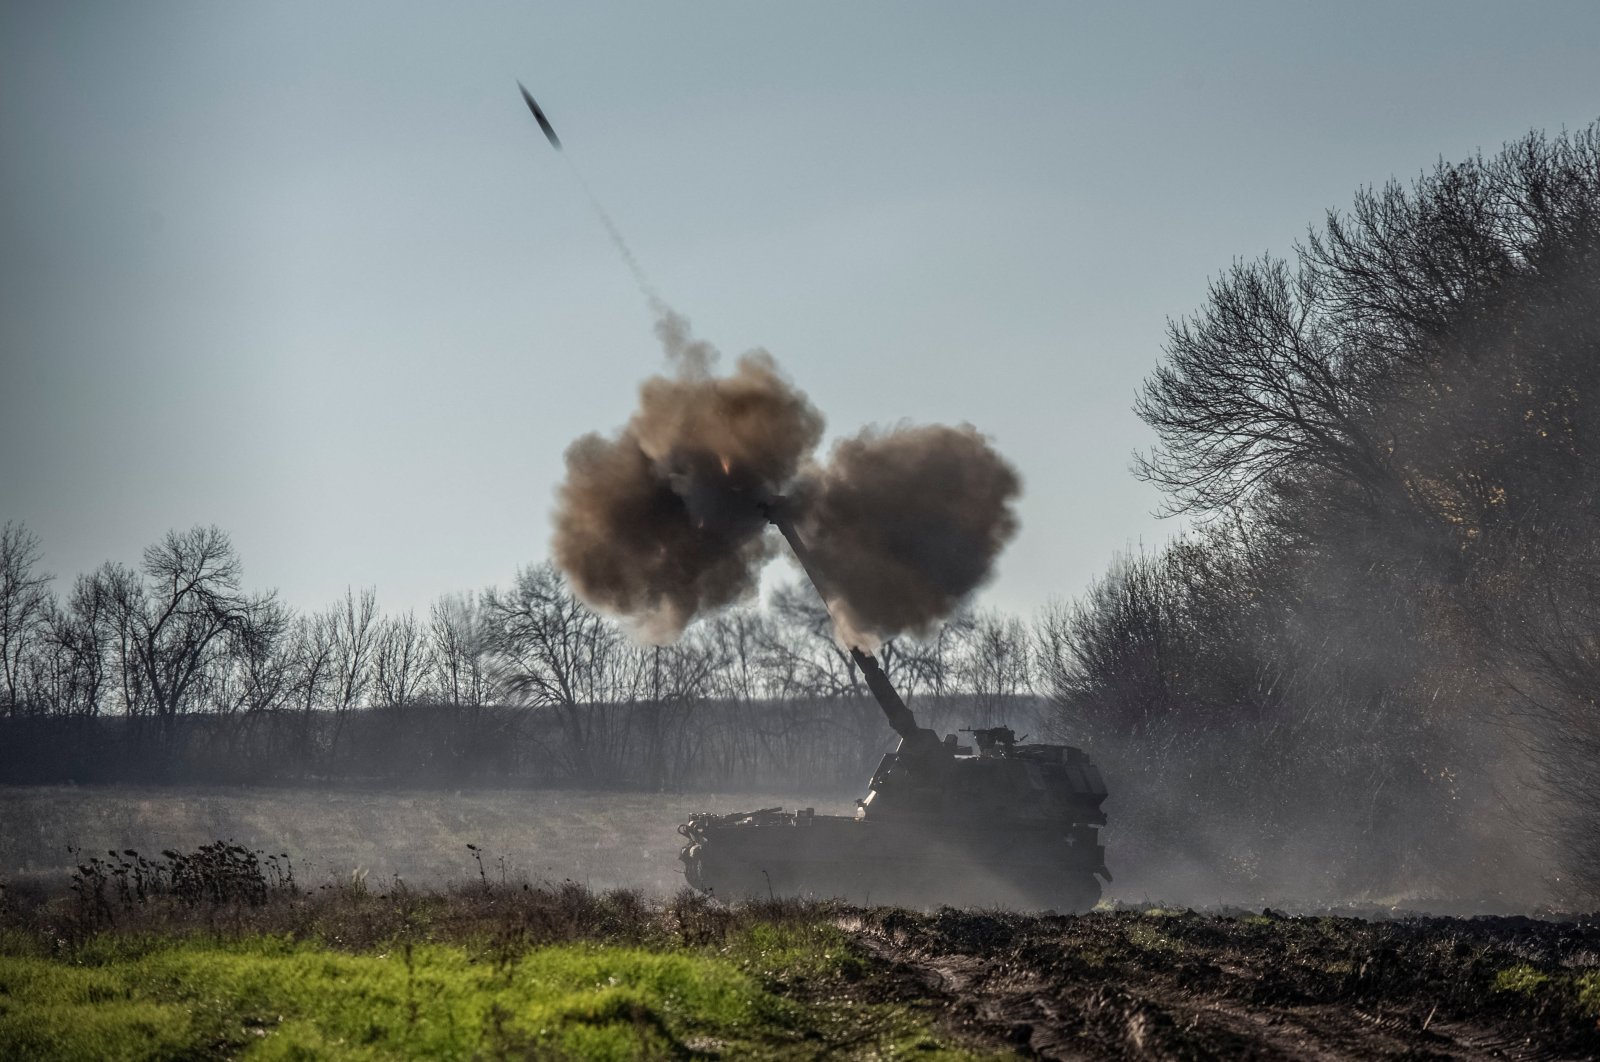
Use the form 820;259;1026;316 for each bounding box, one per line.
0;858;995;1061
3;837;1597;1060
4;870;1598;1060
3;936;856;1060
0;785;851;894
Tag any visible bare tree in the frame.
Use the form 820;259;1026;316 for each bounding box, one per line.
1036;551;1180;740
26;573;110;718
92;562;152;718
684;609;774;783
330;587;379;713
428;593;492;708
758;580;929;698
0;521;51;715
325;587;379;755
373;610;430;707
284;608;337;761
1134;254;1389;516
132;527;268;729
895;608;976;705
1097;125;1600;896
758;582;861;697
214;597;294;718
626;638;717;790
957;610;1033;728
698;608;776;703
69;527;273;738
482;563;626;782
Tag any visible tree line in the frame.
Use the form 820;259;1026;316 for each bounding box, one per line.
0;522;1039;793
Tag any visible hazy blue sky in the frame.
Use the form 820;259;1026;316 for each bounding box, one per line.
3;1;1597;625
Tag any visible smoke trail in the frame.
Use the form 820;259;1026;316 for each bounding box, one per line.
552;317;1022;647
564;158;669;318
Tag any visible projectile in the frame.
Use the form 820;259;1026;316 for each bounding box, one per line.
517;81;562;150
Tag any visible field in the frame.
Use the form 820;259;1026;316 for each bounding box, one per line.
3;787;1598;1059
0;784;852;895
1;873;987;1060
854;906;1600;1058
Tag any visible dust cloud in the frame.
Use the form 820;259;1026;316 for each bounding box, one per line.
552;313;1021;645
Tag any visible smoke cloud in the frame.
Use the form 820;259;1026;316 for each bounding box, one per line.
552;313;824;642
792;424;1021;646
552;313;1021;645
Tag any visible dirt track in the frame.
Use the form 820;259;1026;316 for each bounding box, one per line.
847;907;1600;1060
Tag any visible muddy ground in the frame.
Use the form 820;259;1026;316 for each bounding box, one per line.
847;906;1600;1060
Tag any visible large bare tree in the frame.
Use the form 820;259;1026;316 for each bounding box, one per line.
135;528;266;725
481;563;625;782
78;527;275;736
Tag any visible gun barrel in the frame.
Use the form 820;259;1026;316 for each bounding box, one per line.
763;499;944;759
849;647;921;742
763;500;832;606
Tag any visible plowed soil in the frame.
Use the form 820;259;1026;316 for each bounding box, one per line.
844;907;1600;1060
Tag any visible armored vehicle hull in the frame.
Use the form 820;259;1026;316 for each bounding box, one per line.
679;804;1106;911
677;505;1110;912
678;701;1110;912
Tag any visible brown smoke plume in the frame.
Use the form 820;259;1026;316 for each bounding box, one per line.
552;313;824;641
552;314;1021;645
791;424;1021;647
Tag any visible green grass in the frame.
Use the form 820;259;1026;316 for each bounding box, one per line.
4;940;757;1059
1493;962;1551;996
0;912;990;1060
1493;962;1600;1024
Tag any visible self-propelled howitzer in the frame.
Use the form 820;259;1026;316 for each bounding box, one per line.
676;505;1110;911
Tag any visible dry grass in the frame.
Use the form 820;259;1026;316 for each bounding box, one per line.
0;784;850;895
